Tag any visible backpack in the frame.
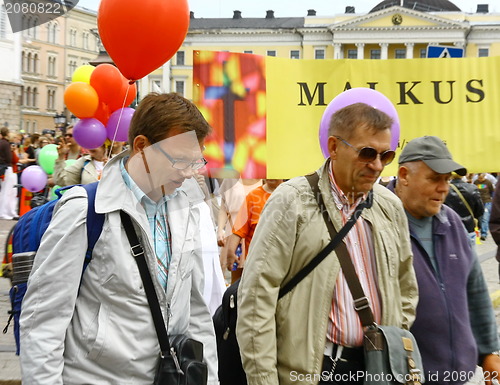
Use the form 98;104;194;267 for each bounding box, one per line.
212;279;247;385
3;182;105;355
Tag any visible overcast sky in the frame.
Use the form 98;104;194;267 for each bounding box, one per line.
78;0;500;16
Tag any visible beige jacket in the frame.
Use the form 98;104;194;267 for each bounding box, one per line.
236;161;418;385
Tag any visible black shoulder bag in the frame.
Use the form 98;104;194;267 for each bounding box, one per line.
309;179;425;385
120;211;208;385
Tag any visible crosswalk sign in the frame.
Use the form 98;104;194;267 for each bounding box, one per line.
427;45;464;58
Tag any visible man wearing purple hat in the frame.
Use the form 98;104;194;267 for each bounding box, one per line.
391;136;500;385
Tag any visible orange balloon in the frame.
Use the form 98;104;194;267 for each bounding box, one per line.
90;64;123;106
97;0;190;81
108;80;137;112
64;82;99;118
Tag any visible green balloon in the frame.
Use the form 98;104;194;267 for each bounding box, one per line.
50;185;61;200
65;159;77;167
38;144;58;174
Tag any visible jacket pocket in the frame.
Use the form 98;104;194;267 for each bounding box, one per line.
86;303;110;361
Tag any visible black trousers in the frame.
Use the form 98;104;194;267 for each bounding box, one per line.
318;353;365;385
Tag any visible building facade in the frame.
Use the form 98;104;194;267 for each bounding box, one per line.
15;6;97;134
148;1;500;101
0;3;22;131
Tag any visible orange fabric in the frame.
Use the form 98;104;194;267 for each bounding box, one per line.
232;186;271;254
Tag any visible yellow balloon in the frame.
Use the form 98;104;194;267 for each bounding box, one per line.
72;65;95;84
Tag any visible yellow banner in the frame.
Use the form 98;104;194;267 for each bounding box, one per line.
194;51;500;178
267;56;500;178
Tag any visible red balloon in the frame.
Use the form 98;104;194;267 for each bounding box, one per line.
90;64;123;105
108;80;137;112
97;0;190;81
93;102;111;125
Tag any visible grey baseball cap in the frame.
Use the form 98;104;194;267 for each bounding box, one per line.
399;136;467;176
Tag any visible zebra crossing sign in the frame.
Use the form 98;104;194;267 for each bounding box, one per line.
427;45;464;58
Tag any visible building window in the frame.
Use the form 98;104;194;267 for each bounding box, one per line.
176;51;185;65
32;53;38;73
47;89;56;110
420;49;426;58
478;48;489;57
70;29;77;46
69;60;77;77
175;80;185;96
395;49;406;59
290;50;300;59
47;22;57;43
267;50;276;57
315;49;325;60
21;52;26;71
32;87;37;107
0;5;7;39
370;49;381;59
25;121;30;133
25;87;31;106
151;79;162;93
347;49;357;59
48;57;56;76
32;121;37;132
83;32;89;50
244;50;253;54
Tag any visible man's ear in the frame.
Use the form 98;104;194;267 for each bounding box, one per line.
327;136;338;159
398;165;409;186
132;135;150;153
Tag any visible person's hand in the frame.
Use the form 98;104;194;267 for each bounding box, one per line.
57;137;69;159
217;231;225;247
482;353;500;385
226;250;238;272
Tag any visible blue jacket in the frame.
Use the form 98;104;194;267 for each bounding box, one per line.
387;180;498;385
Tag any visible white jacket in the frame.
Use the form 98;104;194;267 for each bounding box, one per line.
20;152;219;385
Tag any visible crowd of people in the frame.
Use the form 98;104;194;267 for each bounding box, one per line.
1;92;500;385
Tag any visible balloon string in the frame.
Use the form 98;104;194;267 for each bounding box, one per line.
107;84;132;160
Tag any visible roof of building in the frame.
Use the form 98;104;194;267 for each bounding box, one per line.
189;16;305;30
370;0;461;13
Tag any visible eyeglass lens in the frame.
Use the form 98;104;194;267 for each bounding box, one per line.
358;147;395;165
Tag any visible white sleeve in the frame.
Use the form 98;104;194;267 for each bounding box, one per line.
20;189;88;385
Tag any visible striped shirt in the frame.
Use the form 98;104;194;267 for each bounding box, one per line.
120;157;177;290
326;162;382;347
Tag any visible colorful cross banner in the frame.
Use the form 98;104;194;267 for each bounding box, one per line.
193;50;500;178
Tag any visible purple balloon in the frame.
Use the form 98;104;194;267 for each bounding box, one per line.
73;118;107;149
21;165;47;192
106;107;134;142
319;88;400;157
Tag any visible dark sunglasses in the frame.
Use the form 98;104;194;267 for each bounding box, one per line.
64;134;73;138
334;136;395;166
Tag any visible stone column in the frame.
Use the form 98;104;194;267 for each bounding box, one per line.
405;42;414;59
380;43;389;59
356;43;365;59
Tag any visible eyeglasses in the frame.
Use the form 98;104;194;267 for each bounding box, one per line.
154;143;208;170
64;134;73;138
334;136;395;166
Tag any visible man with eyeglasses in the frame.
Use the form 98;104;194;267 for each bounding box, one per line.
20;93;219;384
390;136;500;385
237;102;418;385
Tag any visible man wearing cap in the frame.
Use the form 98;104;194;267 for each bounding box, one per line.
390;135;500;385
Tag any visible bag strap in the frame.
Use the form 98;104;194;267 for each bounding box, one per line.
306;171;376;327
120;210;171;356
449;183;475;219
277;172;369;299
82;182;105;271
